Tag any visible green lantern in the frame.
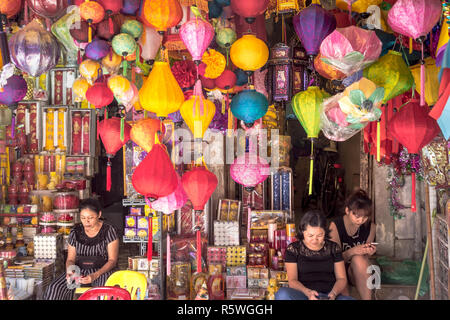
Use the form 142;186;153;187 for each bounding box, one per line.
292;86;330;195
112;33;137;76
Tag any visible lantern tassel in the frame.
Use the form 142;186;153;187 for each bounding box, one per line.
120;116;124;142
123;60;128;77
11;114;15;139
108;16;114;36
104;107;108;120
147;214;153;261
167;232;171;276
88;22;92;43
106;158;112;191
309;139;314;195
409;37;413;54
411;171;416;212
420;43;426;107
376;120;381;162
247;205;251;244
196;228;201;273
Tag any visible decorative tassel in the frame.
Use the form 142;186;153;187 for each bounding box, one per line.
420;43;426;107
11;114;15;139
411;171;416;212
108;16;114;35
77;50;81;64
227;104;233;135
104;107;108;120
167;232;171;276
409;37;413;54
97;114;100;140
120;116;124;142
308;139;314;195
196;228;201;273
376;120;381;162
247;205;251;244
136;45;140;65
106;158;112;191
123;60;128;77
147;214;153;261
88;22;92;43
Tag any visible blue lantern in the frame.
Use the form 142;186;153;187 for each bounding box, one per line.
231;89;269;127
208;0;223;19
216;0;231;6
234;69;248;86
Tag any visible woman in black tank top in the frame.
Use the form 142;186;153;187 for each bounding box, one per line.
329;190;377;300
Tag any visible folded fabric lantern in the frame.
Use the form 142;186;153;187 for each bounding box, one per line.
388;99;440;212
98;117;131;191
73;77;91;102
320;26;382;76
180;18;215;65
130;117;166;153
85;39;111;60
230;153;270;191
293;4;336;57
51;6;80;64
139;61;185;118
230;88;269;128
363;50;414;104
132;143;178;201
0;0;22;18
230;0;269;24
8;20;60;77
336;0;382;13
141;0;183;34
138;25;162;64
80;0;105;42
230;34;269;73
79;59;101;84
27;0;69;19
180;80;216;140
410;57;441;107
201;49;226;79
98;0;123;35
292;86;330;195
149;173;187;214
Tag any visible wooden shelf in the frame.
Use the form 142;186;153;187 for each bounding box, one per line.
0;224;39;228
0;213;38;217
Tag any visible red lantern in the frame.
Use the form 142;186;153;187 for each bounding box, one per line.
230;0;269;24
0;0;22;18
132;144;178;201
98;0;123;35
98;117;131;191
388;99;440;212
215;70;237;91
26;0;69;19
130;117;166;153
86;82;114;109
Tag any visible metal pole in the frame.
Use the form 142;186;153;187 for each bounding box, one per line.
425;185;436;299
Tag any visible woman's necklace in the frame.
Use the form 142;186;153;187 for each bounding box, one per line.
344;216;360;239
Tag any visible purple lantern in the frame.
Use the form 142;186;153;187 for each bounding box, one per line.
85;39;111;60
121;0;141;15
0;75;28;138
293;4;336;57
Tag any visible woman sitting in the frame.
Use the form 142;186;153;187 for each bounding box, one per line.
275;210;354;300
329;189;377;300
44;198;119;300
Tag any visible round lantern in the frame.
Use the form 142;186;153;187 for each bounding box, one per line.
230;0;269;24
96;13;124;41
230;153;270;191
150;173;187;214
98;0;123;36
112;33;137;57
139;61;185;118
216;70;237;91
70;20;93;43
8;20;60;77
181;166;218;213
230;34;269;73
141;0;183;34
180;80;216;140
85;39;111;60
121;19;144;40
130;117;165;153
98;117;131;191
216;27;237;49
132;144;178;201
230;88;269;127
200;75;216;90
0;0;22;18
80;0;105;42
138;25;162;64
179;18;215;65
102;50;123;75
200;49;226;79
27;0;69;19
73;77;91;102
107;75;131;102
79;59;101;84
86;82;114;109
121;0;140;15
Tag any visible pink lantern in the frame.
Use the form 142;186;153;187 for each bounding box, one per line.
179;18;215;65
319;26;382;76
230;153;270;191
149;174;187;214
138;24;162;64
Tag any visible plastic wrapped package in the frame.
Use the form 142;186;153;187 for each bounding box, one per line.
53;191;79;210
170;235;208;274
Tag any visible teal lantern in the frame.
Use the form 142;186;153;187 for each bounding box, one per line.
216;27;237;66
230;87;269;127
121;20;144;40
112;33;137;76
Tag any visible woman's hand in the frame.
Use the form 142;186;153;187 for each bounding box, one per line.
79;272;99;284
365;244;377;256
328;290;337;300
305;289;320;300
350;244;372;256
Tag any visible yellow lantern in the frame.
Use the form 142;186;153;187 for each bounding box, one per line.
102;52;123;75
410;57;441;107
180;80;216;140
336;0;383;13
107;75;131;102
230;34;269;72
73;77;91;102
201;49;226;80
79;59;101;84
138;61;185;117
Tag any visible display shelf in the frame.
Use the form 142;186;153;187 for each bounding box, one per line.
122;198;147;207
122;236;160;243
0;224;38;228
0;213;38;217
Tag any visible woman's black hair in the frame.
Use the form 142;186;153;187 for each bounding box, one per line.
345;189;372;217
297;210;330;240
79;198;102;215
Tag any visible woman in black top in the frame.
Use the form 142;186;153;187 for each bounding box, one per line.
329;190;376;300
275;210;354;300
44;198;119;300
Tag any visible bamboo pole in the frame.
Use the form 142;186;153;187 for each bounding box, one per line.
425;185;436;300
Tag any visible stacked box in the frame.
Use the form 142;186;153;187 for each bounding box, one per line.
213;221;239;246
226;246;246;267
226;266;247;289
207;246;227;268
247;267;269;289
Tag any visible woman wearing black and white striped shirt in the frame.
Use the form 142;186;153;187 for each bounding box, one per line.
44;198;119;300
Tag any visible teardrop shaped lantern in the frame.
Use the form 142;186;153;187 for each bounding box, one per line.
130;117;166;153
141;0;183;35
180;80;216;140
230;153;270;191
8;20;60;77
132;143;178;201
98;117;131;191
230;88;269;128
107;75;131;102
138;25;162;65
179;18;215;65
150;173;187;214
230;34;269;73
230;0;269;24
182;166;218;213
86;82;114;109
27;0;69;19
139;61;185;118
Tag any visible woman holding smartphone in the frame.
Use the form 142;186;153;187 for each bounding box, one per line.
329;189;377;300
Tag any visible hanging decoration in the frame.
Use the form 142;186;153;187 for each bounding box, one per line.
200;49;226;79
112;33;137;76
0;74;27;138
26;0;69;19
51;5;80;65
0;0;22;18
98;0;123;35
410;57;441;107
79;0;106;43
79;59;101;84
73;77;91;102
96;13;124;41
230;0;269;24
141;0;183;35
130;117;166;153
230;88;269;128
122;0;140;16
138;24;162;65
149;173;188;214
179;16;215;66
230;153;270;191
314;53;346;80
85;39;111;61
230;34;269;74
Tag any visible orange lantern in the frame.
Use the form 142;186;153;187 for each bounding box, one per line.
141;0;183;35
0;0;22;18
80;0;106;42
130;118;166;153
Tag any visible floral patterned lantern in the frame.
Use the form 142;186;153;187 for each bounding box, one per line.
230;153;270;191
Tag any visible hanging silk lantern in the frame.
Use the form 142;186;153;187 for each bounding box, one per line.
216;27;237;49
314;53;346;80
182;166;218;213
141;0;183;34
336;0;382;13
130;117;165;153
0;0;22;18
215;70;237;91
121;19;144;40
138;25;162;64
26;0;69;19
293;4;336;57
79;59;101;84
410;57;441;107
139;61;185;118
171;59;197;89
98;0;123;35
98;117;131;191
85;39;111;60
132;143;178;201
8;20;60;77
86;82;114;109
150;173;187;214
112;33;137;75
292;86;330;195
73;77;91;102
80;0;106;43
70;20;93;43
51;5;80;64
121;0;140;15
230;34;269;73
0;75;27;139
230;153;270;191
230;0;269;24
107;74;131;103
388;99;440;212
320;26;382;76
180;80;216;140
101;50;122;75
363;50;414;104
200;49;226;79
230;88;269;127
180;18;215;65
96;13;124;41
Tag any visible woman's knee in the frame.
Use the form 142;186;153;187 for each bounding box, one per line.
351;255;370;272
275;287;292;300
